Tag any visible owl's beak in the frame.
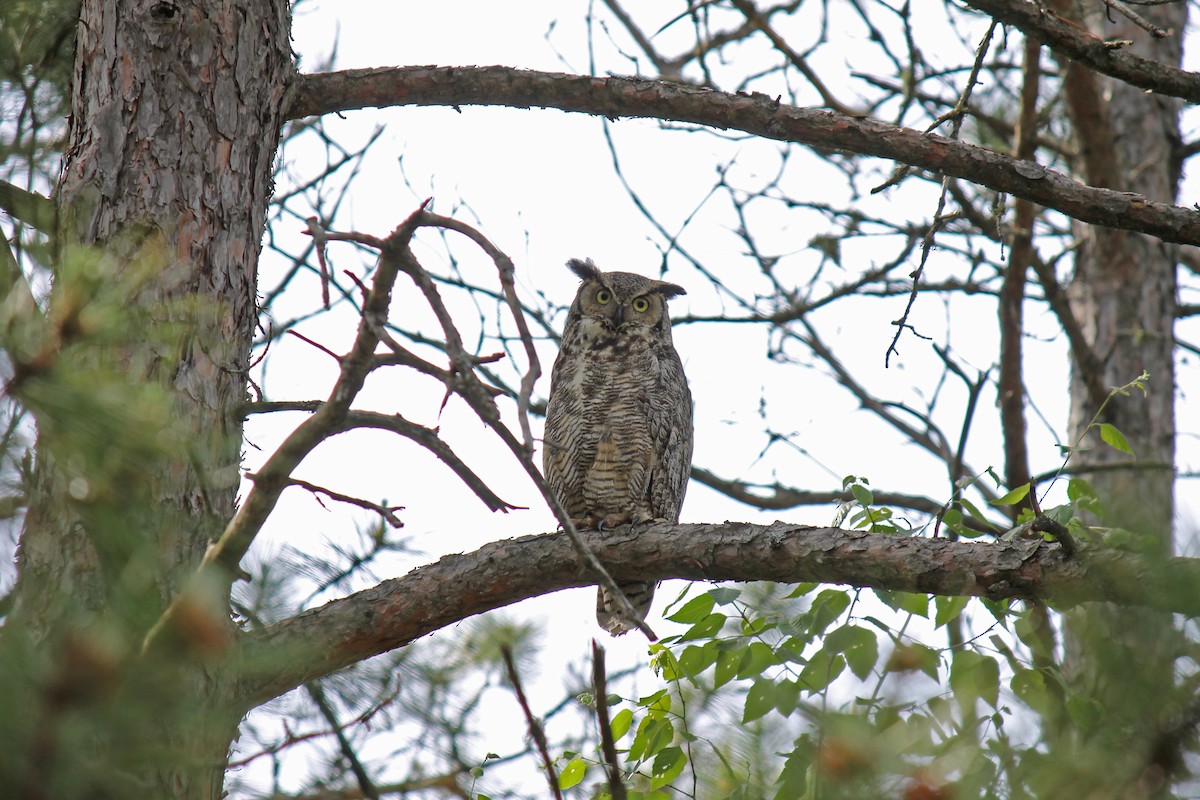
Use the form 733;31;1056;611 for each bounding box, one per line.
612;304;625;327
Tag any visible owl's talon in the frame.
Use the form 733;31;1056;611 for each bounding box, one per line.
598;511;633;531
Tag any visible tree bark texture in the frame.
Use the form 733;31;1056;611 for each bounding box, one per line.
11;1;291;798
1054;0;1184;733
288;66;1200;247
1059;2;1181;541
283;65;1200;247
236;522;1200;711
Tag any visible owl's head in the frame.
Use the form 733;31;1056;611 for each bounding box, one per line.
565;258;685;335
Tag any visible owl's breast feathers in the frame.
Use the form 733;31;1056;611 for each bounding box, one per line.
544;324;692;523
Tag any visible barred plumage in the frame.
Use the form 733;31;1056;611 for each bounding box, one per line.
543;258;693;635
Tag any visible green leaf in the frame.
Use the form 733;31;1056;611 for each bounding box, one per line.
934;595;970;628
678;642;718;677
628;716;675;762
650;647;682;681
743;679;775;723
850;482;874;506
558;758;587;790
740;615;775;636
610;708;634;740
1067;695;1104;732
714;646;741;689
825;624;879;680
784;582;817;599
949;651;1000;708
650;746;687;789
958;498;994;529
872;589;929;617
736;641;780;679
1067;477;1098;503
667;593;715;624
941;507;964;532
709;586;743;605
799;648;845;693
679;612;726;641
980;598;1011;625
1010;668;1051;715
1098;422;1135;455
990;483;1031;506
773;678;801;717
885;642;941;681
638;689;671;715
772;748;812;800
807;589;851;635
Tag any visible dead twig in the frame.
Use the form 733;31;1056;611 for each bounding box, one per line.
592;641;627;800
500;646;563;800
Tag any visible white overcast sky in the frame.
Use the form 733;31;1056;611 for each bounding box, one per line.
229;1;1200;792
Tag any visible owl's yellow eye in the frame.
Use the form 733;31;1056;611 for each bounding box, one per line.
632;297;650;313
595;289;612;304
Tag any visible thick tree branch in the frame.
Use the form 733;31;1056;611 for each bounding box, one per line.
236;521;1200;710
0;180;55;233
287;66;1200;246
960;0;1200;103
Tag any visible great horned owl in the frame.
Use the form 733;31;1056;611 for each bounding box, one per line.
543;258;694;636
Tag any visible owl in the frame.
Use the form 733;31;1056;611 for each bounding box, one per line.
543;258;694;636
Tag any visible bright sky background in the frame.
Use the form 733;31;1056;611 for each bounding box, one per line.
229;1;1200;793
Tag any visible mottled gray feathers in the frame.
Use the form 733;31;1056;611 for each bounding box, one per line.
543;258;694;636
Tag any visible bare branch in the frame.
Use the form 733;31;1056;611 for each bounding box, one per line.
274;476;404;529
143;203;433;656
591;642;627;800
689;466;1001;532
998;35;1043;517
236;521;1200;710
728;0;862;115
287;66;1200;246
306;681;381;800
338;410;518;514
959;0;1195;99
500;646;562;800
417;212;542;452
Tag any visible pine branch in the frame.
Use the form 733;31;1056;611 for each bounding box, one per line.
236;520;1200;710
287;66;1200;246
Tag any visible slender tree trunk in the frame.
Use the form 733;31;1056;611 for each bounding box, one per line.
9;1;291;797
1060;5;1180;537
1055;0;1183;761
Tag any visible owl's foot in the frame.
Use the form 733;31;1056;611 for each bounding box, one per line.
568;514;595;530
597;511;635;531
569;511;635;530
571;511;663;530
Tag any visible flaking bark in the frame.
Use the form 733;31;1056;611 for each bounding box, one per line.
236;522;1200;712
288;66;1200;246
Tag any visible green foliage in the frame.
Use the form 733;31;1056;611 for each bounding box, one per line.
558;757;587;789
0;0;76;169
1097;423;1134;455
990;482;1031;507
552;374;1180;800
839;475;907;534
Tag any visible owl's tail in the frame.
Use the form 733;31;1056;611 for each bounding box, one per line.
596;582;656;636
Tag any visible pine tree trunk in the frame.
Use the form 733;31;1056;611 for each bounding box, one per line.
1056;0;1183;750
10;1;291;797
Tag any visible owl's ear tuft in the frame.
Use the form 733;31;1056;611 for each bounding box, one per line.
566;258;601;282
655;281;687;299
